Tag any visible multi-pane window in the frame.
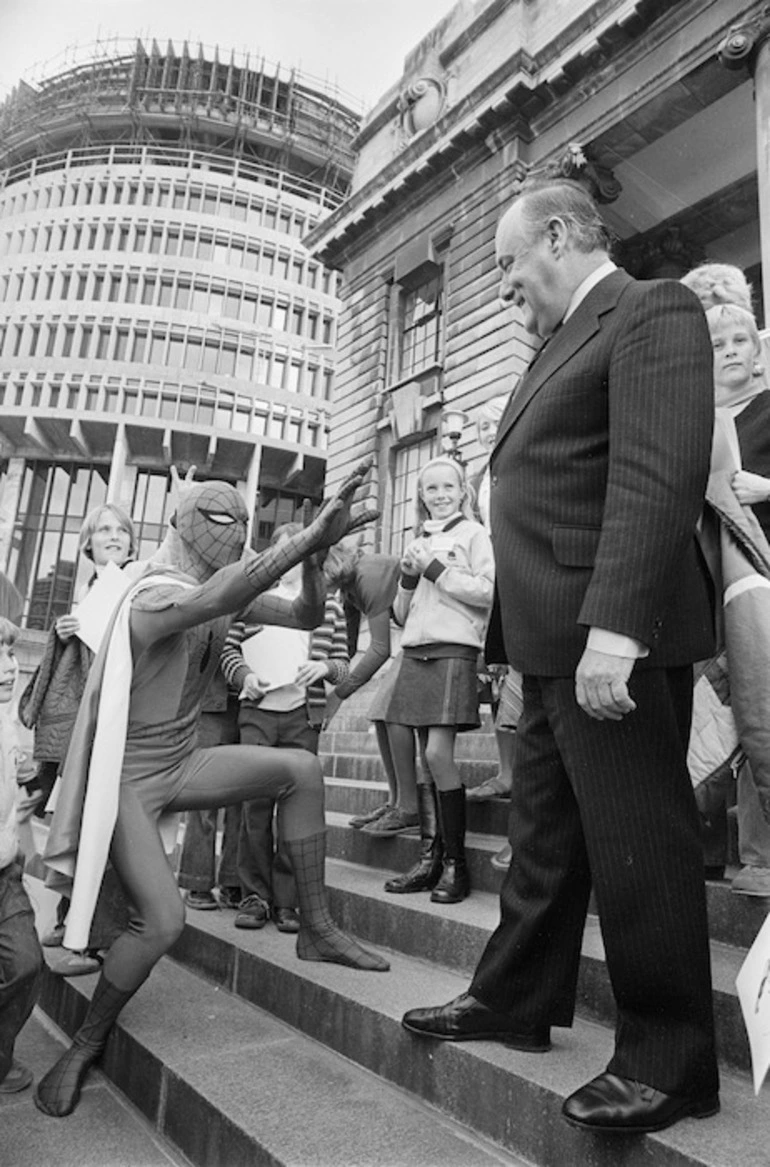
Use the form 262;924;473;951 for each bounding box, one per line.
389;436;438;556
9;461;110;629
400;272;443;379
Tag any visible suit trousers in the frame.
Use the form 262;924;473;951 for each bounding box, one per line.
469;666;719;1098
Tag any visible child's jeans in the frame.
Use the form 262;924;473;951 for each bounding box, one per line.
0;859;43;1080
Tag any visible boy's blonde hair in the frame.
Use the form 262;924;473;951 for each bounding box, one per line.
0;617;18;647
705;303;762;357
78;503;136;563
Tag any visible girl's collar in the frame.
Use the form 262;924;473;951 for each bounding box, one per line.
423;514;464;535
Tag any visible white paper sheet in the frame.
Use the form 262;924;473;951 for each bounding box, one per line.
74;560;132;654
736;910;770;1094
241;625;309;692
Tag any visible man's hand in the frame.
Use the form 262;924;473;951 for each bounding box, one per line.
732;470;770;506
575;647;636;721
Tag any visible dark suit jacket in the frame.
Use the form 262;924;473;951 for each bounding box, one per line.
486;269;715;676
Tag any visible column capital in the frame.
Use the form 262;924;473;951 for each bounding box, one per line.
719;6;770;74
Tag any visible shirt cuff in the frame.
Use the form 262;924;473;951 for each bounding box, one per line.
587;628;649;659
423;559;446;583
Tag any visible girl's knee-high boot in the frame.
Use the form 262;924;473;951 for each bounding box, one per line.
431;786;470;904
284;832;390;971
34;973;139;1117
384;783;443;894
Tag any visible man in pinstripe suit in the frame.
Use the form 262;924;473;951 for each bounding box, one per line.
402;178;720;1134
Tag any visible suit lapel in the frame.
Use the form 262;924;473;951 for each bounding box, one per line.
493;269;633;454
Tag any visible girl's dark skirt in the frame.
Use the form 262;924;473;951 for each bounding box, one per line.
369;653;480;731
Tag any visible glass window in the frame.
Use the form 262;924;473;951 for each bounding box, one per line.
131;331;147;361
148;333;166;364
234;348;254;381
158;279;174;307
399;270;444;380
61;325;75;357
96;327;111;359
78;325;93;358
141;277;156;305
215;391;234;427
149;227;163;254
191;285;208;313
168;334;185;365
175;282;191;311
92;273;105;301
114;329;129;360
219;346;237;377
124;274;139;303
108;274;121;302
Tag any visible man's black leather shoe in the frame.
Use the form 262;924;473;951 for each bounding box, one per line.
402;993;550;1051
562;1072;720;1133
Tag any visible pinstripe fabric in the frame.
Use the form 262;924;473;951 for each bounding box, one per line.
486;273;714;675
473;271;719;1098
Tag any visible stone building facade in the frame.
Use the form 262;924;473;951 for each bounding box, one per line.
306;0;768;558
0;39;360;629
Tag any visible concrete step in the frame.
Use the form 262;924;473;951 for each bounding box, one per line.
325;814;509;896
321;726;498;761
324;779;512;836
318;860;753;1079
36;959;521;1167
163;899;770;1167
2;1009;189;1167
323;750;499;789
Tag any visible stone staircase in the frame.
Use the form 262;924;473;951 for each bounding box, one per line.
33;685;770;1167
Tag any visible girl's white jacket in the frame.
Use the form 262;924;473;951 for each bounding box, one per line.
393;518;495;651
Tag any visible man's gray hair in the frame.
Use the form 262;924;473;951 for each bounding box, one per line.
515;178;612;254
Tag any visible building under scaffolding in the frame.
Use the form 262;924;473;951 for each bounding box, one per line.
0;40;361;631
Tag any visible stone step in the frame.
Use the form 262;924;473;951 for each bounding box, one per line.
2;1009;188;1167
163;896;769;1167
324;779;512;835
322;750;499;789
36;959;521;1167
326;814;509;896
321;726;498;761
318;860;753;1079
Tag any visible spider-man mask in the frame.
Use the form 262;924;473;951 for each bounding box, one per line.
173;481;248;571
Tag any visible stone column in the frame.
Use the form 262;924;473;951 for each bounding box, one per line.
0;456;25;571
107;422;127;503
243;442;262;547
720;12;770;322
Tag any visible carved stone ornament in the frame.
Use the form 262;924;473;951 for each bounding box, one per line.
398;72;447;142
551;142;622;205
719;7;770;73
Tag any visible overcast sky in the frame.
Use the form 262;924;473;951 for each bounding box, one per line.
0;0;458;110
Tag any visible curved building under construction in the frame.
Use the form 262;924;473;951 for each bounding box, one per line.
0;39;360;628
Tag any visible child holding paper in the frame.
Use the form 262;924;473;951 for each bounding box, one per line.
219;523;349;932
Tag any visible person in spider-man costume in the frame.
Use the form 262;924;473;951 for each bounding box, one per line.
35;462;387;1119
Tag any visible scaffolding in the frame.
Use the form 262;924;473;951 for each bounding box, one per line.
0;39;361;198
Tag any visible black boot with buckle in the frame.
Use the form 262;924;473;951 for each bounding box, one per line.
384;783;443;894
431;786;470;904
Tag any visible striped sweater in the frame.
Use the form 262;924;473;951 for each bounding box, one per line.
220;591;350;727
